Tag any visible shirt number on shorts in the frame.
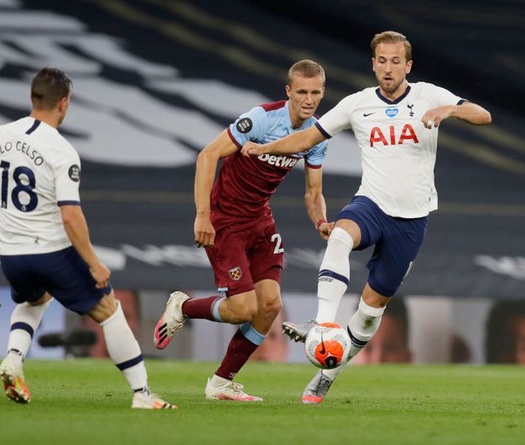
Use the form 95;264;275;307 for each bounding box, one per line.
271;233;284;254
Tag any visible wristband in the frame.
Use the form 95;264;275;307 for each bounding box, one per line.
315;219;327;231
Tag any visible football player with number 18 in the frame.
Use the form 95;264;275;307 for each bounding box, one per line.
0;68;176;409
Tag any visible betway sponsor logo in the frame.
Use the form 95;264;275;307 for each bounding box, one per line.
257;154;298;168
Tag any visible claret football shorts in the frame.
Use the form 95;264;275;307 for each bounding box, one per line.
205;214;283;297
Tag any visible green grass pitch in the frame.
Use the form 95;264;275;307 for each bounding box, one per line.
0;360;523;445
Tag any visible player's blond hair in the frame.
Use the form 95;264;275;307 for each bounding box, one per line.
371;31;413;62
287;59;325;86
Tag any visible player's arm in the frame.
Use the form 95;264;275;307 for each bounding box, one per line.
421;101;492;128
194;130;238;248
304;164;332;240
241;125;326;157
60;204;110;289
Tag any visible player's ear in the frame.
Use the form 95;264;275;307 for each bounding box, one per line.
285;84;292;98
57;96;69;112
405;60;413;75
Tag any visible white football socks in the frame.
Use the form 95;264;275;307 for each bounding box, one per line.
316;227;354;322
100;301;148;391
7;298;54;359
323;297;385;381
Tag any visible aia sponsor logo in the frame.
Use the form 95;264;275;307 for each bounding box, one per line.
369;124;419;147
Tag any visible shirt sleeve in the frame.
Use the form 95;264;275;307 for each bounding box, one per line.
305;140;328;168
317;94;355;137
55;149;81;205
228;106;268;147
426;83;464;107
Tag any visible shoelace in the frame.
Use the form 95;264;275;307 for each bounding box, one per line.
225;382;246;394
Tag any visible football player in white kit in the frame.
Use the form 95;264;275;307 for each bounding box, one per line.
0;68;176;409
241;31;491;404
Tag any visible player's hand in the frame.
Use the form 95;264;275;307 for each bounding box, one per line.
90;261;111;289
421;114;439;129
317;221;335;240
194;214;215;248
421;106;452;129
241;142;265;157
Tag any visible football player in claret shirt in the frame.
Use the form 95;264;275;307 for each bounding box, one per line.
242;30;491;404
155;59;331;401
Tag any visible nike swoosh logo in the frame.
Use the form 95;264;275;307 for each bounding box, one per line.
363;112;375;117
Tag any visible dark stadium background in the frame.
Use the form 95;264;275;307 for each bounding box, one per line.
0;0;524;299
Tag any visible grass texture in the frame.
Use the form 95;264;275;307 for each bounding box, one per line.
0;360;523;445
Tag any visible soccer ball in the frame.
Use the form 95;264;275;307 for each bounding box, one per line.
304;322;351;369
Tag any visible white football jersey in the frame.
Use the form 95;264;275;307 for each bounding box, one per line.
317;82;463;218
0;117;80;254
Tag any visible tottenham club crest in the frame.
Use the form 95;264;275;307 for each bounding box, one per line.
228;266;242;281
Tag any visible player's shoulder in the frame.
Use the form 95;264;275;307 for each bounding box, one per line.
408;81;442;93
254;100;288;121
259;100;287;113
408;81;457;101
338;86;377;105
238;100;285;123
33;120;79;161
38;121;76;151
0;116;30;132
244;100;288;126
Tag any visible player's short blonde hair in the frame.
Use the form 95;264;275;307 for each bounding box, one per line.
287;59;325;86
371;31;413;62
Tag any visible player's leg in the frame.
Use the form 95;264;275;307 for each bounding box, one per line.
0;292;53;404
204;288;263;401
154;286;260;349
0;254;56;404
206;219;282;401
302;214;427;405
89;292;176;409
154;224;257;349
33;246;176;409
339;213;427;365
282;217;361;342
316;219;361;320
205;279;281;402
301;284;389;405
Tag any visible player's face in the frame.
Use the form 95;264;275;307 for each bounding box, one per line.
285;74;325;129
372;42;413;100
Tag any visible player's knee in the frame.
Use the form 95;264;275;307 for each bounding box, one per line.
30;292;53;306
89;294;118;323
260;296;282;320
226;293;258;322
228;305;256;323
